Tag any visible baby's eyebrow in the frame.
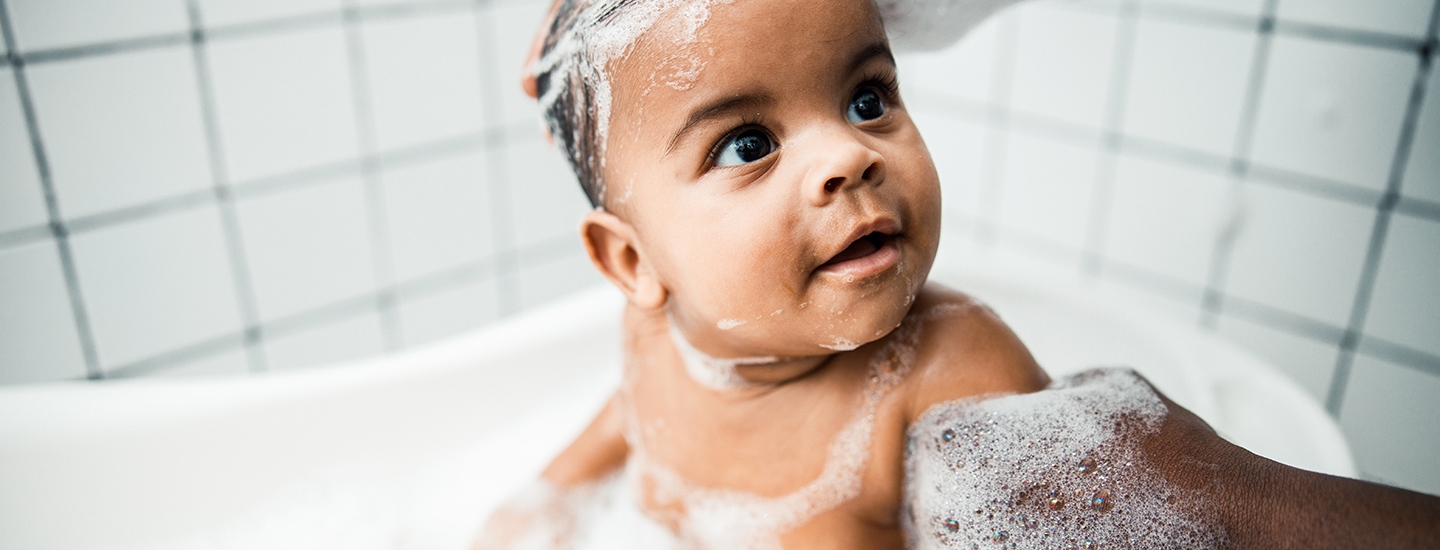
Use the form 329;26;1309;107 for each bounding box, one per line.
664;93;775;157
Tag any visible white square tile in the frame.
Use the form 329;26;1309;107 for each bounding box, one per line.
197;0;341;27
0;240;89;384
914;111;989;224
1139;0;1265;16
1122;17;1256;157
505;138;589;250
265;312;385;369
236;178;377;321
1362;214;1440;357
1340;355;1440;496
0;67;48;234
382;152;494;283
1401;63;1440;204
1250;35;1417;191
997;132;1099;252
896;15;1001;104
69;207;243;368
1008;3;1119;129
489;0;549;130
1104;154;1229;287
150;348;249;378
25;47;212;219
6;0;188;52
207;26;360;182
1276;0;1434;39
1216;313;1339;402
361;10;488;152
397;279;500;347
1222;182;1374;327
516;243;604;311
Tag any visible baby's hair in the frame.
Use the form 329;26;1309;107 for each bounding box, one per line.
536;0;639;209
535;0;720;209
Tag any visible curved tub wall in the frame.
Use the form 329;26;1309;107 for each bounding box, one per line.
0;262;1353;550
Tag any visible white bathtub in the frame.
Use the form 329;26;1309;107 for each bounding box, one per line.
0;260;1355;550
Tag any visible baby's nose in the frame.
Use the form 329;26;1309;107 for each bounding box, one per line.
808;134;885;205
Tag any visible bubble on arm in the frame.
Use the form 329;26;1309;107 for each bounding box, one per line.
903;367;1229;549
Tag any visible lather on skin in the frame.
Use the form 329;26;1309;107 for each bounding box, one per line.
485;0;1440;547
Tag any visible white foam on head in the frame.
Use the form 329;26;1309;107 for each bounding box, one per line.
903;367;1228;549
819;337;860;351
535;0;729;203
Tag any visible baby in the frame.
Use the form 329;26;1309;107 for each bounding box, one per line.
475;0;1440;548
479;0;1050;546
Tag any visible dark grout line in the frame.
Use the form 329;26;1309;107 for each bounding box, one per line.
186;0;268;372
1325;2;1440;417
1394;196;1440;222
473;1;521;315
64;188;216;235
1081;0;1140;278
1218;294;1350;346
103;256;507;377
341;0;402;351
104;332;246;379
0;0;103;380
0;224;52;249
1139;1;1431;54
0;129;521;252
14;33;191;65
4;0;474;68
1198;0;1278;331
1357;336;1440;379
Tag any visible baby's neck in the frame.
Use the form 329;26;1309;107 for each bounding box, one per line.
633;305;840;391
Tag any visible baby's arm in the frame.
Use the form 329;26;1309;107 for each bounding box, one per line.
901;286;1051;422
473;394;628;549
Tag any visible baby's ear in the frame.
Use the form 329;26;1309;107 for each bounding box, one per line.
580;210;667;310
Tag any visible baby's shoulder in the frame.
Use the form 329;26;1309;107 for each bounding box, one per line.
895;283;1050;423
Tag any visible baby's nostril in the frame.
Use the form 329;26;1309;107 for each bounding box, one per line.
824;177;843;193
861;164;877;181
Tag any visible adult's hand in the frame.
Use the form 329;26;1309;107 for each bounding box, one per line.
521;0;565;100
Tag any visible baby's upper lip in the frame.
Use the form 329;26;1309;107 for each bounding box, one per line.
821;216;902;267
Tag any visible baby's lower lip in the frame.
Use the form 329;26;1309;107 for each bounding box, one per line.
816;236;900;279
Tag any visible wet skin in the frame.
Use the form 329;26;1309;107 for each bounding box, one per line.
541;0;1049;546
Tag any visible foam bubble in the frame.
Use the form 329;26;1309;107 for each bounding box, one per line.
628;303;964;547
716;318;746;330
667;323;776;391
902;368;1228;549
819;337;860;351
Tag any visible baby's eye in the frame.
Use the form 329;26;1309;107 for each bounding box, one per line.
715;128;775;167
847;88;885;123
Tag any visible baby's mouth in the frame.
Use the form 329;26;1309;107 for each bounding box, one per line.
823;232;889;266
817;230;901;278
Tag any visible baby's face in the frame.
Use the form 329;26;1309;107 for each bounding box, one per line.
604;0;941;359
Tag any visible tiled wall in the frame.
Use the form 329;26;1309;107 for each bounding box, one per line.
0;0;1436;496
902;0;1438;495
0;0;601;382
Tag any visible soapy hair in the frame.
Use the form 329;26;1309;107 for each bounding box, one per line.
536;0;720;209
532;0;1021;208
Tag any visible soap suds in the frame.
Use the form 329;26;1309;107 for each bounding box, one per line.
667;322;775;391
903;367;1227;549
819;337;860;351
716;318;746;330
634;303;964;548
